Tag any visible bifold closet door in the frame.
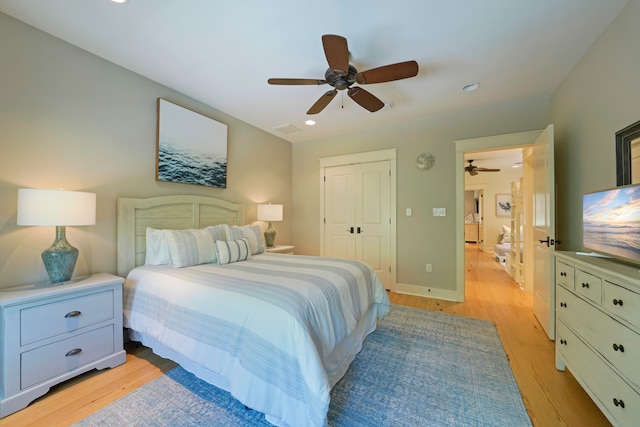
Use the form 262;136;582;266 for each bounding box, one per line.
324;161;391;288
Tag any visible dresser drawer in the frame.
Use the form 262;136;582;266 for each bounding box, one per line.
556;260;575;291
575;269;602;305
557;322;640;427
557;286;640;391
21;325;114;389
20;290;114;346
604;280;640;331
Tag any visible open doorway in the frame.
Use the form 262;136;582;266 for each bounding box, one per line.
455;130;541;302
464;149;524;286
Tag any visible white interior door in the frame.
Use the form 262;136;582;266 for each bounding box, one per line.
532;124;556;339
324;161;391;288
324;165;356;260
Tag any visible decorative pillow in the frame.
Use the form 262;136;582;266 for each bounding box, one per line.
164;228;216;268
144;228;171;265
501;225;512;243
232;224;265;255
214;238;251;265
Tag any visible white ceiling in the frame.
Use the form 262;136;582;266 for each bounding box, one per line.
0;0;628;144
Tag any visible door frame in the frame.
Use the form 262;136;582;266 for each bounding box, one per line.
319;148;397;291
455;130;542;301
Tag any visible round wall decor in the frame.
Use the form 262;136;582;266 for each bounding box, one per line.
416;153;435;170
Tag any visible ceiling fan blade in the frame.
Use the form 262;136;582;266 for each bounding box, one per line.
322;34;349;76
476;168;501;172
355;60;419;84
348;87;385;112
307;89;337;114
268;78;327;85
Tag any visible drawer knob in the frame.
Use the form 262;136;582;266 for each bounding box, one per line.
560;302;567;308
65;310;82;318
65;348;82;357
581;282;590;289
561;272;567;277
613;398;625;409
613;299;624;306
613;343;625;353
560;339;567;345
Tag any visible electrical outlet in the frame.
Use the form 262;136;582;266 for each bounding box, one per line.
406;208;412;216
426;263;432;272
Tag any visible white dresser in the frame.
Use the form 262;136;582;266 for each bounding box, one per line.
0;273;126;418
555;252;640;427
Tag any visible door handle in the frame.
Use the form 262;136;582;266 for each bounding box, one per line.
357;227;362;234
538;236;560;247
346;227;354;234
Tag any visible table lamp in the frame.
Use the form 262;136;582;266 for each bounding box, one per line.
17;189;96;283
257;203;283;248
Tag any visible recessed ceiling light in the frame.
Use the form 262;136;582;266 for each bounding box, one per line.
462;83;480;92
305;120;316;126
111;0;127;3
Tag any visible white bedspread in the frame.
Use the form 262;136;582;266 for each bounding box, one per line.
123;253;391;427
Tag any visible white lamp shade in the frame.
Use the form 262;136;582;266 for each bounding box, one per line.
257;203;283;222
17;189;96;226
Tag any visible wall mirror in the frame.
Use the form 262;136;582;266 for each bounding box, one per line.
616;119;640;186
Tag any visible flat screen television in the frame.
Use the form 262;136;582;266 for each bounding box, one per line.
583;184;640;264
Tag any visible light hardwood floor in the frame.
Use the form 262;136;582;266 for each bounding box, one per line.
0;245;611;426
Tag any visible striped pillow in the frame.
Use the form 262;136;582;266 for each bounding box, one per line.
164;228;216;268
214;238;251;265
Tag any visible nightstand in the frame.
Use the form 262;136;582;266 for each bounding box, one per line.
265;245;295;254
0;273;126;418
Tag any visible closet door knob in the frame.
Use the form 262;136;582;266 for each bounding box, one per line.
560;302;567;308
613;343;625;352
560;339;567;345
582;282;590;289
613;398;625;408
613;299;624;306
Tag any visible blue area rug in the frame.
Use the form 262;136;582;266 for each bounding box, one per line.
74;305;531;426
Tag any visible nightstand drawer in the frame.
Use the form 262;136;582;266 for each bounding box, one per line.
21;325;114;389
20;290;114;346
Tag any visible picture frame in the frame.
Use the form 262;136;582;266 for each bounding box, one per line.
496;193;512;217
156;98;228;188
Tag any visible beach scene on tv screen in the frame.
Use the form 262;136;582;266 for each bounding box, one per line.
583;186;640;261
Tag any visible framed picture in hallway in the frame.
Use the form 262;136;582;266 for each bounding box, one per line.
496;193;512;216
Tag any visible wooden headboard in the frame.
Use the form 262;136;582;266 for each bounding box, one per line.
116;195;244;277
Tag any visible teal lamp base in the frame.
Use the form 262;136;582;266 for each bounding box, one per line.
41;226;78;283
264;221;277;248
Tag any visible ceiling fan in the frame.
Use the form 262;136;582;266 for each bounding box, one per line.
465;160;501;176
267;34;419;114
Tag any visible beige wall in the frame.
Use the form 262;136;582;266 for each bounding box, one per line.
0;13;292;288
292;100;548;295
550;0;640;251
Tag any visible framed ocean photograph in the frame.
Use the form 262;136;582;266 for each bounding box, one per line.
156;98;228;188
496;193;512;217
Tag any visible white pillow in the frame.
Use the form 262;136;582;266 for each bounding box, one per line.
164;228;216;268
501;225;512;243
214;238;251;264
206;224;227;242
145;228;171;265
232;224;265;255
222;224;244;240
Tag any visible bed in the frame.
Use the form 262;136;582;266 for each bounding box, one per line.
116;195;391;427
